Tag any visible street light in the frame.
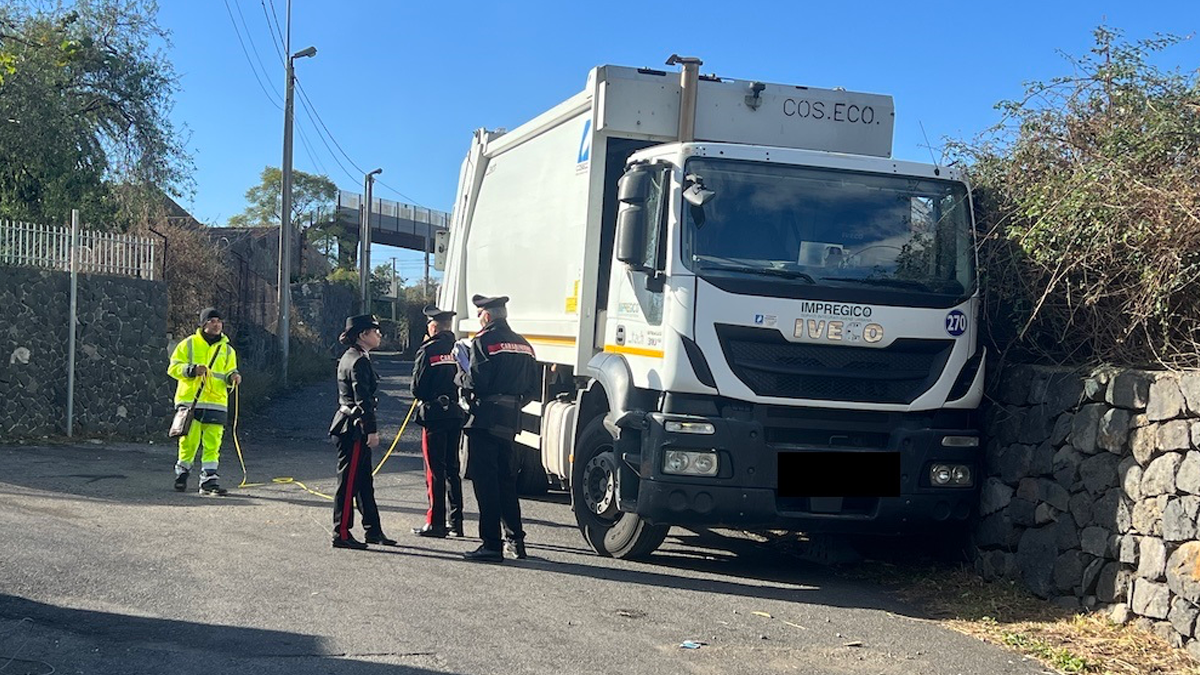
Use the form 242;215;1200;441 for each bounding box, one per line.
360;168;382;313
278;42;317;388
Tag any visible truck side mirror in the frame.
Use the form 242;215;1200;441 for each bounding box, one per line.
615;205;647;267
617;169;651;203
615;168;652;269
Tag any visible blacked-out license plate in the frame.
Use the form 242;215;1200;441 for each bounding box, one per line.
777;452;900;498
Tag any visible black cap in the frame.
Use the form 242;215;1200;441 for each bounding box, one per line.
471;294;509;310
339;314;382;345
199;307;222;325
422;304;456;321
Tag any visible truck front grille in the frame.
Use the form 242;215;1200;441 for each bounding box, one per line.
715;324;953;404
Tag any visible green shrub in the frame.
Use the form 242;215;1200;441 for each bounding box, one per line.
951;27;1200;367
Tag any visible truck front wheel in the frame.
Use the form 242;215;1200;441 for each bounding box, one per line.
570;416;669;559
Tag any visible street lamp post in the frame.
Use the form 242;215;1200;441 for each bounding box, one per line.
278;43;317;388
360;168;382;313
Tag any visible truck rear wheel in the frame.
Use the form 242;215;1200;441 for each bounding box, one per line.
571;416;669;559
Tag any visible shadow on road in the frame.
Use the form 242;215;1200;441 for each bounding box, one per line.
0;595;455;675
490;525;923;619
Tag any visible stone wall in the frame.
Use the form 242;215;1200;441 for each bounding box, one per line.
0;266;172;438
980;364;1200;653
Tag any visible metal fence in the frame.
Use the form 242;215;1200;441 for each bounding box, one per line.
0;219;157;280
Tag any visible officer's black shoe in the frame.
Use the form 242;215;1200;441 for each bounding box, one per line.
173;471;189;492
411;524;447;538
365;532;398;546
198;480;227;496
504;539;527;560
462;545;503;563
447;522;465;538
332;536;369;550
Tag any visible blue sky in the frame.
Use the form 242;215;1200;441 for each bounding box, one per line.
157;1;1200;279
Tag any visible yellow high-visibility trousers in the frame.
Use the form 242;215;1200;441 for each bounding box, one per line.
176;420;225;473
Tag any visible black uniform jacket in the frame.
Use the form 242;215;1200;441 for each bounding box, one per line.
329;345;379;436
411;330;464;428
456;318;538;436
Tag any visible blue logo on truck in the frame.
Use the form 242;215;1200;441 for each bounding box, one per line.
945;310;967;336
577;119;591;163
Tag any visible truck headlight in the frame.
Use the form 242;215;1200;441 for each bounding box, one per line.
930;463;973;487
931;464;952;485
952;465;972;485
664;450;719;476
665;420;716;435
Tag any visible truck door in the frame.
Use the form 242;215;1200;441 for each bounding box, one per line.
606;163;670;381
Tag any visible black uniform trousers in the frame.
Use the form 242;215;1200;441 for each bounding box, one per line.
466;429;525;551
332;431;383;541
421;423;464;530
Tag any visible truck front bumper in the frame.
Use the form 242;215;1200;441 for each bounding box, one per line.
627;407;978;534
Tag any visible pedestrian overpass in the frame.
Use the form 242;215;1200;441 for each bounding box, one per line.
335;190;449;253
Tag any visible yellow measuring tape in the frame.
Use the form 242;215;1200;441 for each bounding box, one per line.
230;383;419;501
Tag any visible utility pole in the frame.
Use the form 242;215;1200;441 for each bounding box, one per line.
66;209;78;437
391;257;398;322
360;168;382;312
278;0;316;387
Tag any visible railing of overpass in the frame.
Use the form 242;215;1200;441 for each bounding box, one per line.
338;191;450;231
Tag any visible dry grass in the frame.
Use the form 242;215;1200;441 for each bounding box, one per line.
851;561;1200;675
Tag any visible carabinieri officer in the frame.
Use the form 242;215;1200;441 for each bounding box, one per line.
411;304;466;538
328;314;397;550
457;294;539;562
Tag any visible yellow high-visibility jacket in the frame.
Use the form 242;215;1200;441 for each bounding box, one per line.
168;331;239;412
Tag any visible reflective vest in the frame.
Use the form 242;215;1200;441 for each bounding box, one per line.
168;331;239;412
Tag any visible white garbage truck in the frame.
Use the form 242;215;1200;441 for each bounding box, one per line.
437;56;983;558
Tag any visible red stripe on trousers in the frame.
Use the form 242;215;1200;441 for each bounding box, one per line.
422;429;434;525
341;438;362;540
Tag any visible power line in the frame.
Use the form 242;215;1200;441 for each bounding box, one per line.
221;0;283;110
259;0;286;62
374;178;426;208
243;1;342;186
256;3;433;210
292;78;430;208
294;79;367;175
294;122;329;177
292;77;361;185
232;0;283;101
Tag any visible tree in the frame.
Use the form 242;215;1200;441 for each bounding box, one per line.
372;262;403;300
0;1;190;228
229;165;337;229
229;166;345;269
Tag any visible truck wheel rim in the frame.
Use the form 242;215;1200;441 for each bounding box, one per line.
583;452;619;520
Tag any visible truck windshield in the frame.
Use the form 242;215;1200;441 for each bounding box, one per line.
681;159;975;298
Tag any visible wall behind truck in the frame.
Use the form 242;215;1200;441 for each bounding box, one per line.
0;266;172;439
978;364;1200;654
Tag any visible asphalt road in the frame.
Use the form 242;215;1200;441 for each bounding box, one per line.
0;355;1049;675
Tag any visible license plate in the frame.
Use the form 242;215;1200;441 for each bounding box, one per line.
777;452;900;497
